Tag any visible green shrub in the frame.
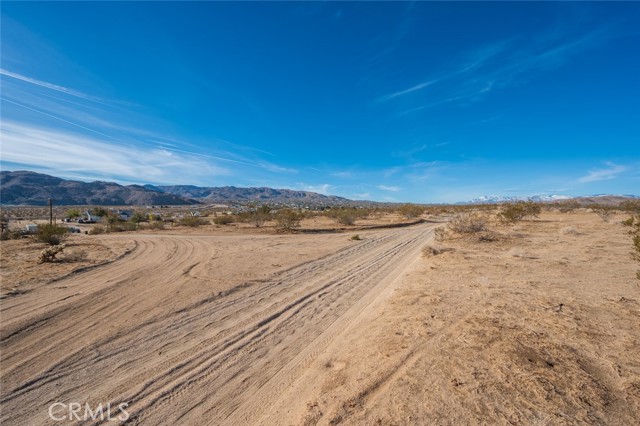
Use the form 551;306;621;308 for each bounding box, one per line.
181;216;208;227
130;212;148;223
213;215;234;225
275;209;303;231
108;222;138;232
350;234;361;241
146;221;165;230
65;209;82;219
34;224;69;245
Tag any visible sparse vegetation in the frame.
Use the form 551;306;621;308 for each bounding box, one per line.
89;225;106;235
623;214;640;280
64;248;88;262
107;222;139;232
498;201;541;223
38;244;66;263
213;215;234;225
398;204;424;219
593;207;614;222
350;234;361;241
275;209;303;231
449;213;487;234
65;209;82;219
250;205;271;227
34;224;69;245
130;211;148;223
181;216;208;227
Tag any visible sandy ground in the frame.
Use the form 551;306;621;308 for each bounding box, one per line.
1;211;638;425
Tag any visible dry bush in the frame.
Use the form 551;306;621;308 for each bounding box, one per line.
213;215;234;225
38;244;66;263
1;229;23;240
275;209;303;231
108;222;138;232
398;204;425;219
560;226;580;235
65;248;88;262
449;213;487;234
422;245;454;256
89;225;106;235
181;217;208;227
434;227;446;242
625;215;640;279
146;221;165;230
498;202;541;223
350;234;361;241
593;207;613;222
34;224;69;245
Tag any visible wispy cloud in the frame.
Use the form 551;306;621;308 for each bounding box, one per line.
377;184;401;192
297;183;333;194
0;121;229;184
0;68;104;103
379;80;437;101
578;162;627;183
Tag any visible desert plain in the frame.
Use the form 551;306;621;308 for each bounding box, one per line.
0;209;638;425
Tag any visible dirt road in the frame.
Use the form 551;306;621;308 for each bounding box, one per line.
0;224;434;425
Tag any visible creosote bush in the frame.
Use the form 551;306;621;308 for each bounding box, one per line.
35;224;69;245
350;234;361;241
498;202;541;223
181;217;208;227
449;213;487;234
213;215;234;225
398;204;425;219
593;207;613;223
275;209;303;231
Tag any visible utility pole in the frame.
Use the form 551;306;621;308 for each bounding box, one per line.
49;198;53;226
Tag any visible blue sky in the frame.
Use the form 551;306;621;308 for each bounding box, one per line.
1;2;638;203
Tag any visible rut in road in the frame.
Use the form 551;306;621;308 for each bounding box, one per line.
0;225;434;426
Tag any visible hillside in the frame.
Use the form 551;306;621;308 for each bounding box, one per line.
0;171;195;206
0;171;349;206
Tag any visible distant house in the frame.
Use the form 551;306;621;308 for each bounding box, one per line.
115;210;133;221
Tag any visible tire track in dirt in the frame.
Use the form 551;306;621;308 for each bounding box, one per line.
0;225;434;426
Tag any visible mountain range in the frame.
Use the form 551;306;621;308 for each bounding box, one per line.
0;171;348;206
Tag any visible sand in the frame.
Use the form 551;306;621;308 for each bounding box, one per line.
0;211;638;425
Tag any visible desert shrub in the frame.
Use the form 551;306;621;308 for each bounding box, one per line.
65;248;88;262
557;201;580;213
621;200;640;214
498;202;541;223
146;221;165;230
398;204;424;219
250;205;271;227
180;216;208;227
350;234;361;241
89;225;106;235
1;229;23;240
34;224;69;245
449;213;487;234
108;222;138;232
213;215;234;225
335;210;357;225
65;209;82;219
91;207;109;217
593;207;613;222
434;227;446;242
130;212;148;223
38;244;66;263
275;209;303;231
